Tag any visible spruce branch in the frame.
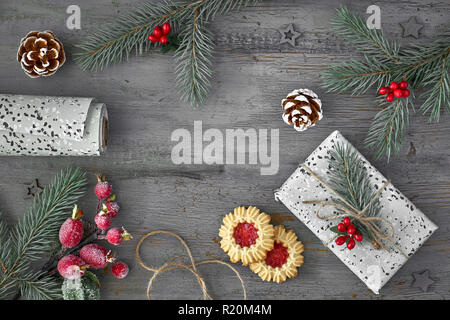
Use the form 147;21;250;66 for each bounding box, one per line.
365;96;412;162
332;6;399;63
0;168;87;300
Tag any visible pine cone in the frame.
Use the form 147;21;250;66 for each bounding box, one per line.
17;30;66;78
281;89;323;132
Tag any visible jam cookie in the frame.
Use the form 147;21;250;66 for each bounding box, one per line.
219;206;275;266
249;225;304;283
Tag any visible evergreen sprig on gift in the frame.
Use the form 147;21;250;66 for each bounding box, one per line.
321;6;450;161
0;168;87;300
74;0;259;108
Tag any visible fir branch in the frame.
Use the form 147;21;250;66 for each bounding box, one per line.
365;96;412;161
332;6;399;63
15;272;62;300
328;142;382;241
174;9;214;108
0;168;87;300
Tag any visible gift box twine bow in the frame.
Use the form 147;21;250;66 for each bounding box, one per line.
300;164;407;258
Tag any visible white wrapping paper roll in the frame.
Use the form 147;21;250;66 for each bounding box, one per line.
0;94;108;156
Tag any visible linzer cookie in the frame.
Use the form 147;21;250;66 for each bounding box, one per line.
250;225;304;283
219;206;275;266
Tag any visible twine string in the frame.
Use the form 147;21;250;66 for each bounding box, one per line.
300;164;407;257
136;230;247;300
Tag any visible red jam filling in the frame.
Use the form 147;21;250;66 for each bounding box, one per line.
265;242;289;268
233;222;259;247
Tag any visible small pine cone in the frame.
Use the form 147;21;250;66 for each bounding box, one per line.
281;89;323;132
17;30;66;78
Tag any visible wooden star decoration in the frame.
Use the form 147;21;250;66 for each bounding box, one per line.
411;270;434;292
24;178;44;199
400;16;423;39
278;23;301;47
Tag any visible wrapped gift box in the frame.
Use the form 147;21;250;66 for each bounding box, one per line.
274;130;438;294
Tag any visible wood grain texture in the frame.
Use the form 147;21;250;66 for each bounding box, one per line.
0;0;449;300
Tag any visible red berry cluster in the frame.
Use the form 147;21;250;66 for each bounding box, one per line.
335;217;363;250
148;22;171;45
379;81;410;102
57;174;132;281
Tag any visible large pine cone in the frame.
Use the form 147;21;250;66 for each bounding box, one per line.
281;89;323;132
17;30;66;78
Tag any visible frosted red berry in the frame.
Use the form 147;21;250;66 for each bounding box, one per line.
148;34;159;42
94;175;112;199
402;89;410;97
335;235;349;246
354;232;363;242
386;93;394;102
347;224;356;235
105;201;120;218
393;89;403;98
80;243;115;269
95;212;112;231
389;81;399;90
162;22;171;35
343;217;351;226
112;261;129;279
399;80;408;89
347;238;356;250
57;255;88;279
160;35;169;45
153;26;163;38
378;87;389;95
106;227;133;246
59;205;84;248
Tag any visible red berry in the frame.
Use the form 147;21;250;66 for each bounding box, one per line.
402;89;410;97
148;34;159;42
159;35;169;45
393;89;403;98
57;255;88;279
80;244;115;269
337;223;346;233
94;212;112;231
386;93;394;102
347;224;356;235
343;217;351;226
347;238;356;250
354;232;363;242
378;87;389;95
59;205;84;248
153;26;162;38
399;81;408;89
335;235;349;246
162;22;171;35
112;261;129;279
389;81;399;90
105;201;120;218
106;227;133;246
94;175;112;199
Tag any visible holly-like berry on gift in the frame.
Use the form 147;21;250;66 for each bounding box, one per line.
343;217;351;227
353;232;363;242
57;255;89;279
80;243;115;269
95;174;112;200
337;222;346;232
59;204;84;248
347;238;356;250
106;227;133;245
347;224;356;235
333;217;363;250
112;261;129;279
335;235;349;246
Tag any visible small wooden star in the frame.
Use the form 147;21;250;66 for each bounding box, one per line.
24;178;44;199
400;16;423;39
278;23;301;47
411;270;434;292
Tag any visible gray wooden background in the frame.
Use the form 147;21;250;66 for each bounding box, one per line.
0;0;449;300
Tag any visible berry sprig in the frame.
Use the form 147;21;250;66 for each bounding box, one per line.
148;22;171;45
378;80;410;102
332;217;363;250
57;174;132;286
